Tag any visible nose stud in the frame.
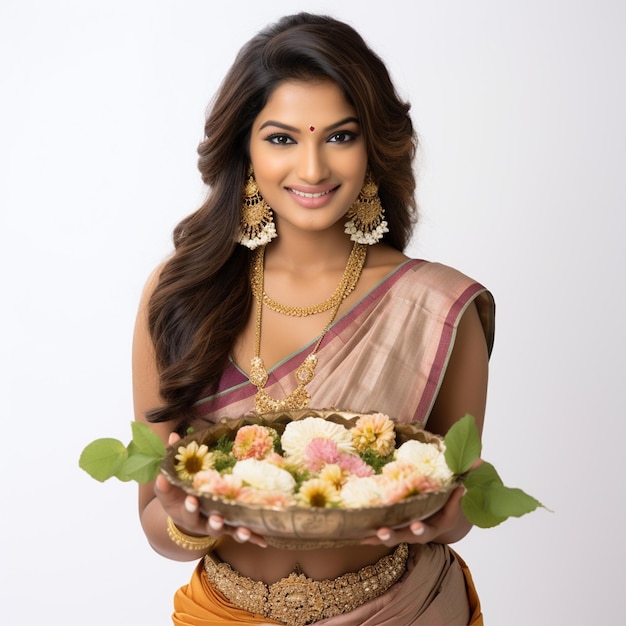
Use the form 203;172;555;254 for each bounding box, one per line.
309;125;315;132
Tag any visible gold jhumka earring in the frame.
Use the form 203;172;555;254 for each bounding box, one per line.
237;168;278;250
344;172;389;245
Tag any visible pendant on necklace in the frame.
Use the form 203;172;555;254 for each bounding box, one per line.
251;355;319;413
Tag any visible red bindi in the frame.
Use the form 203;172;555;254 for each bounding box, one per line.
309;125;315;132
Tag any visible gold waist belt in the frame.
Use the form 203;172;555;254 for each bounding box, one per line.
203;542;409;626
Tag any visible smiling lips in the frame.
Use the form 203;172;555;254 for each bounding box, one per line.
287;185;339;208
290;188;332;199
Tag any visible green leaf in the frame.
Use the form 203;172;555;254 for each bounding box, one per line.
119;453;162;484
80;423;166;485
487;485;544;519
463;460;503;489
121;425;167;483
444;414;481;475
461;484;508;528
79;438;128;482
461;461;546;528
114;467;133;482
130;421;167;458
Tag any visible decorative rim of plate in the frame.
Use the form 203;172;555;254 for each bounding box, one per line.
161;408;458;549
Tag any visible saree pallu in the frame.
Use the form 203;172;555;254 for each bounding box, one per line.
193;259;494;428
172;544;483;625
173;259;494;625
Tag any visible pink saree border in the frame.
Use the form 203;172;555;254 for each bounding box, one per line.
412;282;490;422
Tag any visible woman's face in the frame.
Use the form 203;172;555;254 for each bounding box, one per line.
249;79;368;237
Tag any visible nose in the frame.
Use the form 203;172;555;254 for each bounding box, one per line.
296;143;329;183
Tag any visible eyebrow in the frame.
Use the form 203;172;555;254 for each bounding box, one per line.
258;116;360;133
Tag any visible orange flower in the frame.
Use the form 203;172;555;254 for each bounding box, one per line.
351;413;396;456
232;424;275;460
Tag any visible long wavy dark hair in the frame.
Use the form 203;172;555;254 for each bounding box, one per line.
147;13;418;426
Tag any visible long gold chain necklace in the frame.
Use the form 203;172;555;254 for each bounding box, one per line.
250;242;367;317
248;243;367;413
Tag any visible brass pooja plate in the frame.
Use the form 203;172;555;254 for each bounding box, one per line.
161;409;458;549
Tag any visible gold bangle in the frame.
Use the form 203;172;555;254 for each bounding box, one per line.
166;516;219;552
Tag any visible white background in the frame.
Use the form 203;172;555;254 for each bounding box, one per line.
1;1;624;624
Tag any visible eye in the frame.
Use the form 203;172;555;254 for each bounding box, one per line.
328;131;358;144
266;133;296;145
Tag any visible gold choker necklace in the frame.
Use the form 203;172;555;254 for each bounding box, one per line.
249;244;367;413
251;243;367;317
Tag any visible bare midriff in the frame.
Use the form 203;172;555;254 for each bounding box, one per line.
215;540;396;584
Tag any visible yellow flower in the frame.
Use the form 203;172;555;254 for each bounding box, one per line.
297;478;340;508
318;463;349;490
174;441;214;481
351;413;396;456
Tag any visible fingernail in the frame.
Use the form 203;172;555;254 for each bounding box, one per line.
411;523;425;536
155;474;169;491
168;433;178;445
209;517;223;531
236;529;250;542
378;530;391;541
184;497;198;513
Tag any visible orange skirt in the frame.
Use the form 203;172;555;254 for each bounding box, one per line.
452;550;484;626
172;559;281;625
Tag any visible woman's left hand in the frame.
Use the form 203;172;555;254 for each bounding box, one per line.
362;484;469;546
157;433;269;549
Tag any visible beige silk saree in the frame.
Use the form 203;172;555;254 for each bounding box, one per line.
174;259;494;625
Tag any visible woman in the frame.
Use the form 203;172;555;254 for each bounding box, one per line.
133;12;494;625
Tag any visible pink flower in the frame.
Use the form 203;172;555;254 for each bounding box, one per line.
265;452;287;467
381;460;417;481
383;474;443;504
381;479;410;505
303;439;374;476
237;487;296;508
303;438;340;471
336;452;375;477
379;461;444;504
232;424;275;460
192;470;243;499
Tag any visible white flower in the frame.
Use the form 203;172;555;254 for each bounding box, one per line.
340;476;385;508
232;458;296;494
281;417;355;465
394;440;454;484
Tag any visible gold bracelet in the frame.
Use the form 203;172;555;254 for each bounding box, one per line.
166;516;219;552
